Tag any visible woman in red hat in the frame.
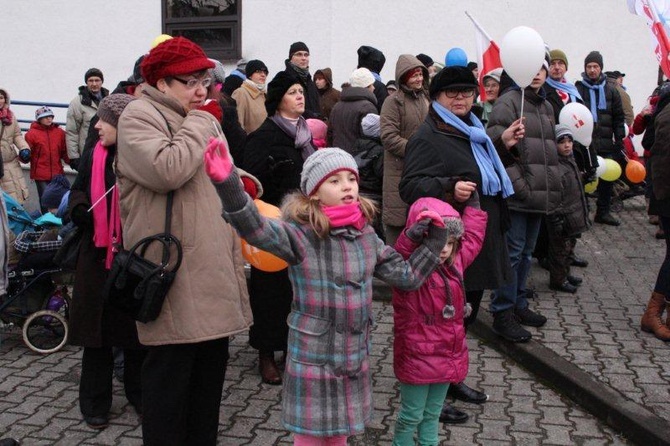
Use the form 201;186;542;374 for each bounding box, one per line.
115;37;253;446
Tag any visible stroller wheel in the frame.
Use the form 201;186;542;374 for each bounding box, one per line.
22;310;68;354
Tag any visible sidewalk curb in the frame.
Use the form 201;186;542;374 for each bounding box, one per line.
372;280;670;446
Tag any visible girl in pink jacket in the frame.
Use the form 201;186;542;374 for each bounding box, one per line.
392;196;487;446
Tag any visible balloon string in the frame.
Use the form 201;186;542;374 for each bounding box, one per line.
519;89;525;121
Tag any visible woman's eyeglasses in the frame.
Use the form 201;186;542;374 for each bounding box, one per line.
173;76;212;89
444;89;476;98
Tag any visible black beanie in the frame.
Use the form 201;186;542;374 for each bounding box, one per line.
289;41;310;59
584;51;604;70
416;53;434;68
265;70;304;116
129;55;145;84
245;59;268;78
41;175;71;210
429;66;478;99
85;68;104;83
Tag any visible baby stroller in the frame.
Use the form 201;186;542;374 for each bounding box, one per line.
0;195;72;354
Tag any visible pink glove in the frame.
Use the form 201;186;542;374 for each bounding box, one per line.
204;137;233;182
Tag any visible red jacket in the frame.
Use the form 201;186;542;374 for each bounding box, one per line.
24;121;69;181
392;198;487;385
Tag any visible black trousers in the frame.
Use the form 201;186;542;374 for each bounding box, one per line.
79;346;145;417
249;267;291;352
142;337;229;446
548;236;576;285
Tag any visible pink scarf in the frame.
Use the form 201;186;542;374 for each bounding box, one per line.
90;141;122;269
321;203;366;230
0;108;12;126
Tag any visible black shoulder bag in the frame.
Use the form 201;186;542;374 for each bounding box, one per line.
104;191;183;323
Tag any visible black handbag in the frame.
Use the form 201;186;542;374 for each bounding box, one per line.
53;226;82;270
104;191;183;323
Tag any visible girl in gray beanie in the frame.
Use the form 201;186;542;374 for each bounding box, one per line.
204;142;449;444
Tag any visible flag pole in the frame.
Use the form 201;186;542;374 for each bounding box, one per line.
465;11;494;43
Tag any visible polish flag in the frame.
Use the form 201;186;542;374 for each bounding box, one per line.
466;12;503;99
628;0;670;78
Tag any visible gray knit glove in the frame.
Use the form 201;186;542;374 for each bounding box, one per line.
213;169;248;212
422;224;449;257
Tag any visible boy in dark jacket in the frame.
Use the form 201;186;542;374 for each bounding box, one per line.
547;124;591;293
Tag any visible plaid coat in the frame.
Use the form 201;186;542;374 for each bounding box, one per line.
220;190;442;437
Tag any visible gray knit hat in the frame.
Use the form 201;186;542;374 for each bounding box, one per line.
300;148;359;196
555;123;573;141
97;93;136;128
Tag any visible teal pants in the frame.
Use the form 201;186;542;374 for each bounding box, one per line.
392;382;449;446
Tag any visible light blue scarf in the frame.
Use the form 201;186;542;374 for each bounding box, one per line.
371;71;382;83
432;101;514;198
580;74;607;122
545;77;582;103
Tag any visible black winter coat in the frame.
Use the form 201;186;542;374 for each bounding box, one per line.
352;136;384;195
555;155;590;237
67;143;141;348
650;95;670;217
576;74;626;159
327;87;377;153
487;87;562;214
240;119;305;206
400;107;513;291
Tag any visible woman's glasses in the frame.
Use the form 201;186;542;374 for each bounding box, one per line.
444;89;476;99
173;76;212;89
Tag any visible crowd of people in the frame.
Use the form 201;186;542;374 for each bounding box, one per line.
0;33;668;446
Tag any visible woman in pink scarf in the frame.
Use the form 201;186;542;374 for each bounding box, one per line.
67;94;146;430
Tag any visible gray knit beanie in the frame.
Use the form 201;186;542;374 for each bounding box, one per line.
300;148;359;196
555;123;573;141
97;93;137;128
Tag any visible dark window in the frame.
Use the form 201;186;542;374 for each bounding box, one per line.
162;0;241;61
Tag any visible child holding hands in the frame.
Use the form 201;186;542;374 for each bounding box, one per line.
205;143;448;446
392;195;487;446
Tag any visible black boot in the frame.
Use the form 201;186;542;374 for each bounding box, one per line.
448;382;488;404
514;307;548;327
594;212;620;226
492;309;531;342
439;402;469;424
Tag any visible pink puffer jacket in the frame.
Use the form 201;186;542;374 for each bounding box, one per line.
392;197;487;384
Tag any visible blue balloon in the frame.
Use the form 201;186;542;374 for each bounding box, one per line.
445;48;468;67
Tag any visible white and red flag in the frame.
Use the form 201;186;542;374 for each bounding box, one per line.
466;11;503;99
627;0;670;78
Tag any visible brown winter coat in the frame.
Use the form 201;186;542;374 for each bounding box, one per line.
315;68;341;121
116;85;253;346
232;80;267;134
380;55;430;226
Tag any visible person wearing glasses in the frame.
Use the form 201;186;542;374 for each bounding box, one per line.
232;59;268;133
115;37;253;445
66;68;109;170
282;41;321;118
486;57;561;342
400;66;517;424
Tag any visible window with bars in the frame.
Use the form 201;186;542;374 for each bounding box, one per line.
162;0;241;60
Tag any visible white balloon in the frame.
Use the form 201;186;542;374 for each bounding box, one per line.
500;26;546;87
596;156;607;178
559;102;594;146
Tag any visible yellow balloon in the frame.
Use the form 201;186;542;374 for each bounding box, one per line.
151;34;173;49
584;178;598;194
600;159;622;182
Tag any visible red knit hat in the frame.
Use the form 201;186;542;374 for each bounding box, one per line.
401;67;422;85
141;37;215;87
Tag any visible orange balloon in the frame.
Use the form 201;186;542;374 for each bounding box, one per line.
625;160;646;184
240;200;288;272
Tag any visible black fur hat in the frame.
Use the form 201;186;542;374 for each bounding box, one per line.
265;70;304;116
429;66;478;99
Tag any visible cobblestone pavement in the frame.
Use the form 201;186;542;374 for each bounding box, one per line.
0;195;658;445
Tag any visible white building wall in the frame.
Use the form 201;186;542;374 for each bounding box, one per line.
1;0;659;127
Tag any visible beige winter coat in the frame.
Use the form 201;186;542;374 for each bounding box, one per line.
116;85;252;346
66;87;108;159
380;55;430;226
0;110;29;203
232;80;267;134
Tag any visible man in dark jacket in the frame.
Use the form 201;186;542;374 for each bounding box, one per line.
283;41;321;119
576;51;626;226
357;45;388;112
